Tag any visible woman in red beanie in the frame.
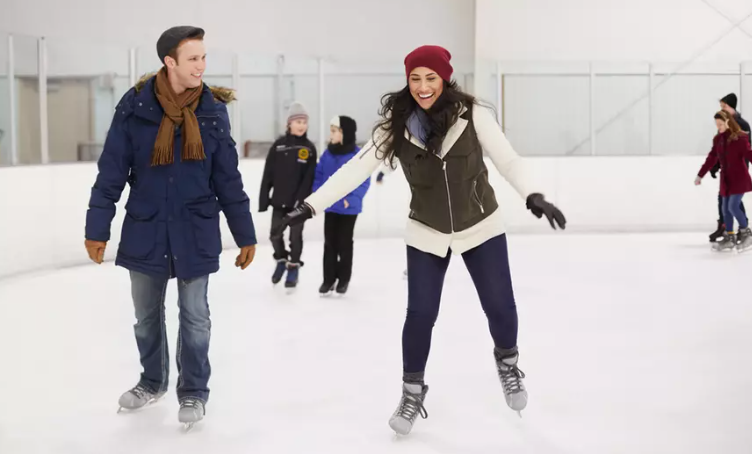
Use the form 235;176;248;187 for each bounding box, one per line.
696;110;752;252
273;45;566;435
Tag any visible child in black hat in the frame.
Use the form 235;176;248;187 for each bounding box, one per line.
313;115;371;295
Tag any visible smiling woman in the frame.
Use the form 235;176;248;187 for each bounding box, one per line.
271;45;567;436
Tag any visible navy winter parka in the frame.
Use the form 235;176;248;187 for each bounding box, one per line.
85;75;257;280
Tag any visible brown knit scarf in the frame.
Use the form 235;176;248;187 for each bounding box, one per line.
151;67;205;166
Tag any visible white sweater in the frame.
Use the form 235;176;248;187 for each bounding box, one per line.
304;104;535;257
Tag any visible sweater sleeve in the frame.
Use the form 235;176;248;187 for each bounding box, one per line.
473;105;534;199
304;138;383;215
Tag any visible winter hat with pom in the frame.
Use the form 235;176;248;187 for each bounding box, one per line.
330;115;357;145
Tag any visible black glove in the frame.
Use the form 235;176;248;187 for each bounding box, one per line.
526;193;566;230
271;202;314;237
710;163;720;179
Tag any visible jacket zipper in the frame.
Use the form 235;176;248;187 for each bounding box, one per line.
472;180;485;214
443;160;455;232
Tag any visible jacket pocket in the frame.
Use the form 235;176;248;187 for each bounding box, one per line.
185;199;222;258
120;199;160;260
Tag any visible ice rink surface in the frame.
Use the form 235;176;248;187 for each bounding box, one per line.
1;233;751;454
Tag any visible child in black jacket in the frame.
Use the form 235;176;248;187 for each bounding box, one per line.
259;102;317;288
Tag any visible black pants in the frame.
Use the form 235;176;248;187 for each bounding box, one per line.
402;234;518;381
323;212;358;284
718;193;747;225
270;207;304;264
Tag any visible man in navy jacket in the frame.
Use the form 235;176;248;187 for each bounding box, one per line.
83;26;256;427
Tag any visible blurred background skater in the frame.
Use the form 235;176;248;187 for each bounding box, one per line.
272;45;566;435
313;116;371;296
709;93;751;242
696;110;752;252
259;102;317;289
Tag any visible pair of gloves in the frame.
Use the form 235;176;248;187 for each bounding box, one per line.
271;193;566;237
84;240;256;270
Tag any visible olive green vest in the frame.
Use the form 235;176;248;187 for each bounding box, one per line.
398;105;498;234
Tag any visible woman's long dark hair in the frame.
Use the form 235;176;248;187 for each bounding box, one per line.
371;80;481;168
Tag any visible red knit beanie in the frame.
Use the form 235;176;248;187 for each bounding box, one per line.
404;45;453;82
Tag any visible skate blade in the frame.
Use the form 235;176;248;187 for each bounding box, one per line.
117;395;164;414
182;422;196;432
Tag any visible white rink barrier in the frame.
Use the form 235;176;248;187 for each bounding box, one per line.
0;156;720;279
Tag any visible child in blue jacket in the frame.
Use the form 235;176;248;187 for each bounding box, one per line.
313;116;371;295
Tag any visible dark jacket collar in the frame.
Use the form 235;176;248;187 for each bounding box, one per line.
132;77;221;124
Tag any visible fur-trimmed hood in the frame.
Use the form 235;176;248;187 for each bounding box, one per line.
134;72;236;104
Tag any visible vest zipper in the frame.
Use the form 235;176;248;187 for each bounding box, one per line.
443;160;455;232
473;180;485;214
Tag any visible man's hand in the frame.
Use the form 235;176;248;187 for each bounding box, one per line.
85;239;107;264
235;245;256;270
344;199;350;209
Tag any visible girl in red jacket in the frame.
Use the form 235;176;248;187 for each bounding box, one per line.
696;110;752;252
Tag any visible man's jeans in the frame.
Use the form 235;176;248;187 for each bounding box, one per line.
129;270;211;403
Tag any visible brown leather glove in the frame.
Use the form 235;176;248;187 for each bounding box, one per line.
85;239;107;264
235;245;256;270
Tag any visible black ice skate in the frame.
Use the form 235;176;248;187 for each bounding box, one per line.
388;382;428;435
709;221;725;242
271;259;287;284
335;280;349;295
319;281;335;296
712;232;737;252
494;348;528;417
285;262;300;291
736;228;752;252
178;397;205;431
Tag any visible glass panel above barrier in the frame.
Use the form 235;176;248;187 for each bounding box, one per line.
13;33;40;165
0;31;10;166
45;36;130;163
653;74;740;156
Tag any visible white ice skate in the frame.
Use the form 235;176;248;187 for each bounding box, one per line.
495;350;528;417
178;397;205;431
388;382;428;435
117;384;165;413
736;228;752;253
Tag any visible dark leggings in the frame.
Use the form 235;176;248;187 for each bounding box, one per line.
402;234;518;381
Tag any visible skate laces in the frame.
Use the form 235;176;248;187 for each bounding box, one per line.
181;398;201;408
498;363;526;395
397;389;428;421
130;384;152;400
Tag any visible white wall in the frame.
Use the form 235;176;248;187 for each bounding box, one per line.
475;0;752;63
1;0;475;61
0;156;722;280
